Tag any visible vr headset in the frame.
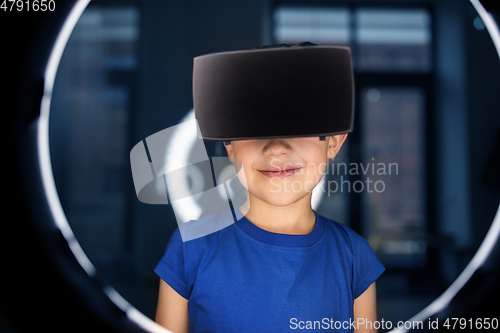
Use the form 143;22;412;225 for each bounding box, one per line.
193;43;355;142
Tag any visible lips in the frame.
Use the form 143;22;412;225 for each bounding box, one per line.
258;165;302;178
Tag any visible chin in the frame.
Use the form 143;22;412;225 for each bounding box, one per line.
259;191;311;208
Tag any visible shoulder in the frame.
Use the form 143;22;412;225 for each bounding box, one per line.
316;213;385;298
316;213;374;256
178;209;237;243
317;214;355;244
155;210;239;297
158;210;238;267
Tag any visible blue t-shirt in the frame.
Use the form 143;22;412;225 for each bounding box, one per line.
154;210;385;332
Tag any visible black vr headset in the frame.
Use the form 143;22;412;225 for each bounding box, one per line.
193;43;354;143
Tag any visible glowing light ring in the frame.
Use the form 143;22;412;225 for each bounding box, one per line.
38;0;169;331
164;110;202;222
38;0;94;275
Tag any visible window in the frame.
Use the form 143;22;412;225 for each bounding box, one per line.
361;87;427;268
274;5;432;72
274;7;351;44
356;8;432;72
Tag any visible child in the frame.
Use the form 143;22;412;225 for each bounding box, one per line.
154;44;385;333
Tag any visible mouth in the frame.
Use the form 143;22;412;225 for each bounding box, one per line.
258;166;302;178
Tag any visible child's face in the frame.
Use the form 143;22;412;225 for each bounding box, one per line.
225;135;347;207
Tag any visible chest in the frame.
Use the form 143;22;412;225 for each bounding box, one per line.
187;238;354;332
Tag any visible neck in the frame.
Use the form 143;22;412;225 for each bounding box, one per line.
239;193;316;235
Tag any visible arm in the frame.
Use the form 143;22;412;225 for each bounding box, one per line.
155;279;189;333
353;282;378;333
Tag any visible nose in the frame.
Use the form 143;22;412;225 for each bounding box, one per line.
262;139;293;158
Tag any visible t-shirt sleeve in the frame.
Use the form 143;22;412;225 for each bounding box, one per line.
154;228;190;299
347;228;385;299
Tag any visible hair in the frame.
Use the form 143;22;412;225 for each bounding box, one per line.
259;41;318;49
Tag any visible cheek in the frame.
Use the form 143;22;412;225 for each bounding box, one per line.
315;161;328;174
301;148;328;191
303;149;328;174
303;171;325;192
233;158;249;189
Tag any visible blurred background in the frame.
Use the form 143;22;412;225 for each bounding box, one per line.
40;0;500;330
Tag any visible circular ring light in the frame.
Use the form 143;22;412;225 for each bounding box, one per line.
37;0;168;332
32;0;500;332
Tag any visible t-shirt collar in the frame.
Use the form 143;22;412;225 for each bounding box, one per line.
234;208;325;247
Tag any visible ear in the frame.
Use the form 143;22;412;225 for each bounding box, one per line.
327;134;348;159
224;142;235;163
